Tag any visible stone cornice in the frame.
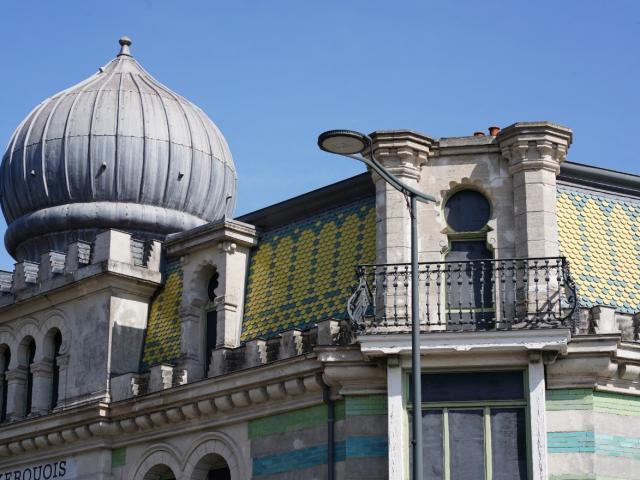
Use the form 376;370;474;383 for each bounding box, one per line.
0;270;160;322
0;354;324;462
546;335;640;395
166;219;258;256
358;329;572;358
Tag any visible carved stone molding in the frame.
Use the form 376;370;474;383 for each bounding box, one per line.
546;335;640;394
367;130;436;182
498;122;572;176
0;357;326;461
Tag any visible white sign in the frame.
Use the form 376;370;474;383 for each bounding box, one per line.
0;458;76;480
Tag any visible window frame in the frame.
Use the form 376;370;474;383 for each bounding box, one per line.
441;188;496;329
404;367;532;480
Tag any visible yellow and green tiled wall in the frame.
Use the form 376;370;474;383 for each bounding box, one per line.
242;196;376;340
557;187;640;313
141;258;183;368
547;389;640;480
249;395;388;478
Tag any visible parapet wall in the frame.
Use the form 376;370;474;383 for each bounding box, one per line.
0;229;162;307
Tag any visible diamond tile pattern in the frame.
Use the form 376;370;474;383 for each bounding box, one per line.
241;197;376;340
141;259;183;368
557;187;640;313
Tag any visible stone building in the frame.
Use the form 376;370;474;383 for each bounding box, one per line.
0;38;639;480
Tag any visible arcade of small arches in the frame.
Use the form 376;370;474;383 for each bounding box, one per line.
133;436;243;480
0;318;68;422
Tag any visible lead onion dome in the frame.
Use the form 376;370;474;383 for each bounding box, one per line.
1;37;237;261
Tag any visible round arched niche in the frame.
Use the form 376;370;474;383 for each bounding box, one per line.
182;434;245;480
143;464;176;480
185;261;219;308
191;453;231;480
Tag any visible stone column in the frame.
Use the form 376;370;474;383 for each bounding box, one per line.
322;354;388;480
369;130;435;265
368;131;435;328
30;360;53;415
528;355;549;480
179;304;204;382
54;353;70;409
498;122;572;258
5;366;27;420
387;358;408;480
215;239;251;348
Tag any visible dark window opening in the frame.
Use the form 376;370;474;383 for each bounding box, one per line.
208;467;231;480
0;348;10;422
208;271;219;302
411;371;528;480
444;189;491;232
50;331;62;410
25;339;35;415
204;310;218;377
446;240;494;329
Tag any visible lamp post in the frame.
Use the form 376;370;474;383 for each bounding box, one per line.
318;130;435;480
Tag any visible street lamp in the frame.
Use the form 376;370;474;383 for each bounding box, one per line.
318;129;435;480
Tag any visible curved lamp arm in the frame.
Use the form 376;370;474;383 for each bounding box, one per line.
317;129;435;203
344;151;436;203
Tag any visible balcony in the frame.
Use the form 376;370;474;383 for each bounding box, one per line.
347;257;578;334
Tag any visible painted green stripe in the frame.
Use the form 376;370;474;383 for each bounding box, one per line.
111;447;126;468
252;436;388;477
248;401;347;439
546;389;640;417
546;389;594;411
249;396;387;440
345;395;388;416
593;392;640;417
249;404;327;439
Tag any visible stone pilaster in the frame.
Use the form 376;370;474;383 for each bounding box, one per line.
499;122;572;258
29;360;53;415
5;366;28;420
169;220;258;382
178;304;204;382
368;130;435;265
320;348;388;480
54;354;70;409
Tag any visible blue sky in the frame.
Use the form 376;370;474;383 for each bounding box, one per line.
0;1;638;269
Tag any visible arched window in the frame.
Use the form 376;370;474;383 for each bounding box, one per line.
24;338;35;416
50;330;62;410
444;190;494;329
192;453;231;480
0;346;10;422
204;271;219;377
143;464;176;480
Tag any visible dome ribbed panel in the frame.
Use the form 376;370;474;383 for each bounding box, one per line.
1;50;236;260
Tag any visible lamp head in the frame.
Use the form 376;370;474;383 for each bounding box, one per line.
317;130;369;155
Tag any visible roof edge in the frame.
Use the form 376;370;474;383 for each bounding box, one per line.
235;160;639;232
559;161;640;197
236;172;374;230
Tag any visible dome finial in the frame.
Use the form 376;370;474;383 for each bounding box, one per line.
118;36;132;57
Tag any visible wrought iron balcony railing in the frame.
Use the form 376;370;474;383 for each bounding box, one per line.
347;257;578;333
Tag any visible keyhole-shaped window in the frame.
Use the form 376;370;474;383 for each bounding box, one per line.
444;189;493;329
